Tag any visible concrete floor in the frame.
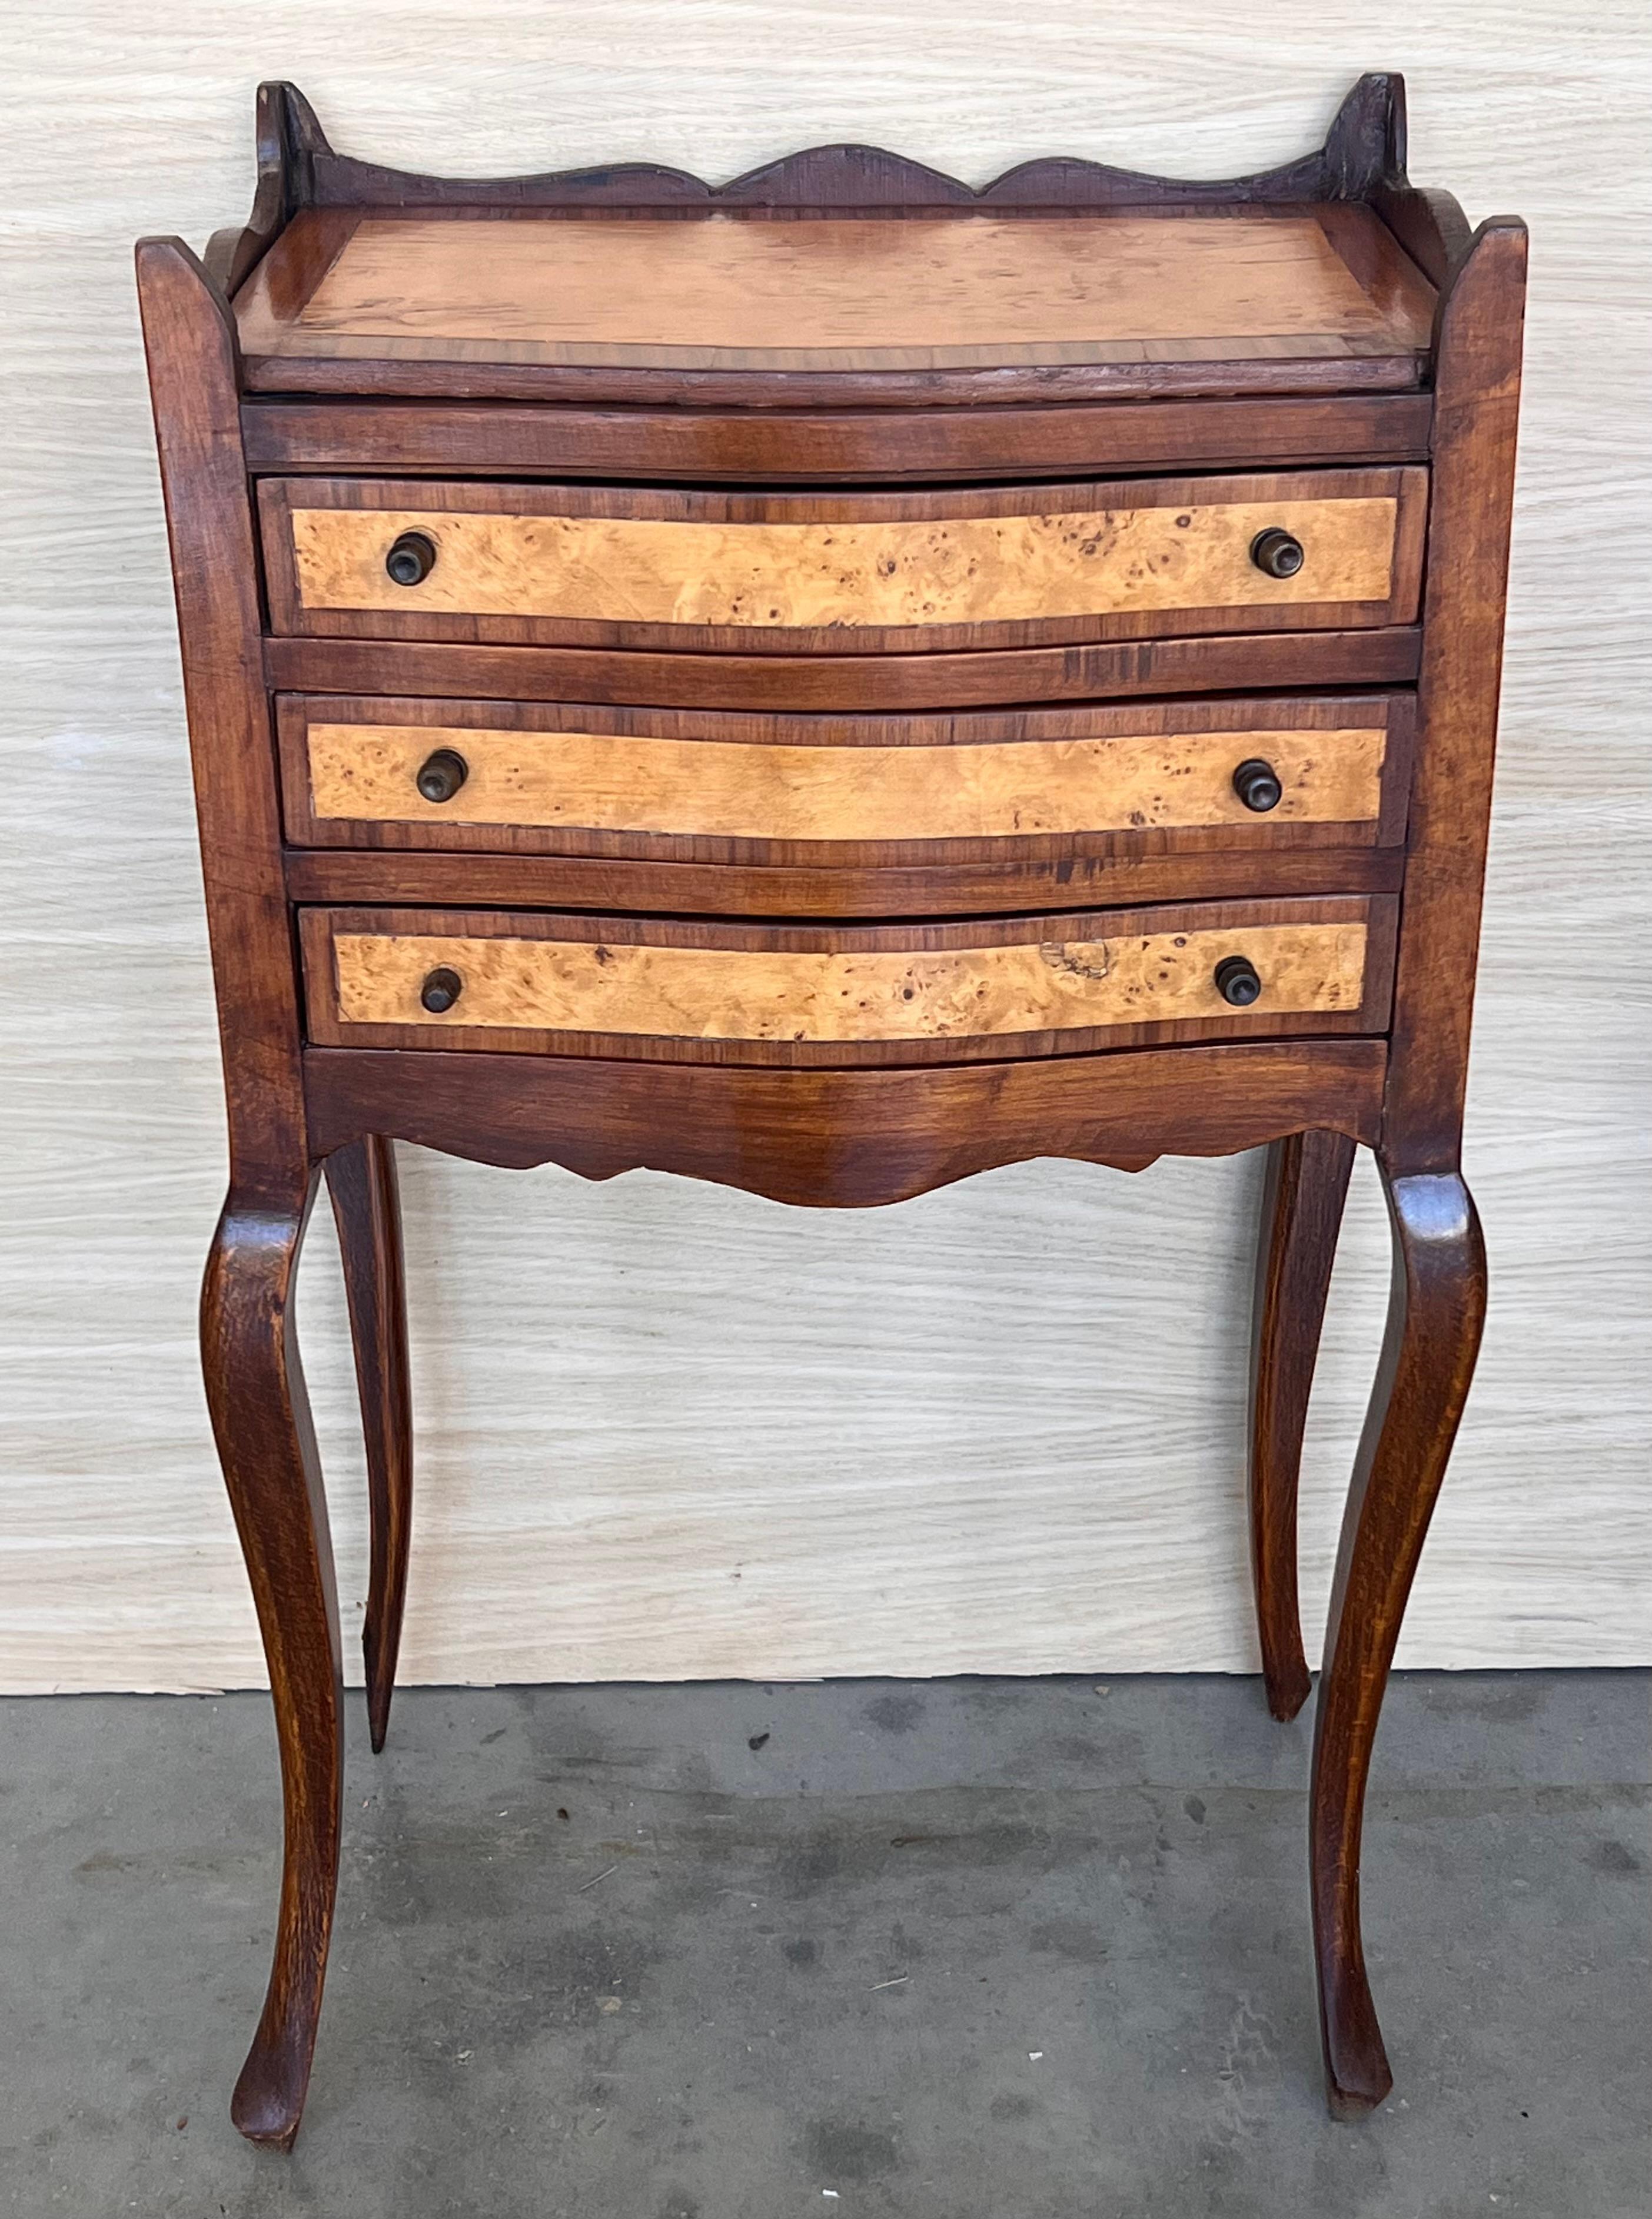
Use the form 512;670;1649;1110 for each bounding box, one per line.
0;1673;1646;2218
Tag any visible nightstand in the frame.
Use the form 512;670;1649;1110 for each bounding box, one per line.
137;71;1524;2146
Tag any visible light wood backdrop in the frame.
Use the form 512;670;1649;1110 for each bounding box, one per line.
3;2;1648;1691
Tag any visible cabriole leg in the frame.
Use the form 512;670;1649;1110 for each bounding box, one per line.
1248;1129;1357;1720
201;1176;343;2151
1310;1161;1487;2115
325;1136;413;1753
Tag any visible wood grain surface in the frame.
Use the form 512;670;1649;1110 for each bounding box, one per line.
263;627;1425;709
305;904;1378;1059
232;193;1439;401
266;471;1420;651
284;850;1408;938
294;710;1390;849
289;496;1397;621
5;15;1648;1689
305;1041;1389;1200
236;204;1436;371
240;393;1437;482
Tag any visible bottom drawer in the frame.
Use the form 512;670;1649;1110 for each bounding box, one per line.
300;898;1395;1068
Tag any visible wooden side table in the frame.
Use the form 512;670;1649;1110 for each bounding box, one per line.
137;72;1524;2147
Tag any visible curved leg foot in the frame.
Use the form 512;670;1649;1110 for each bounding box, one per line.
1311;1164;1486;2115
325;1137;413;1754
202;1180;343;2151
1248;1130;1357;1720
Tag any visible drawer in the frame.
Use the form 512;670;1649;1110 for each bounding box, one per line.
300;897;1396;1068
279;693;1413;866
258;470;1427;656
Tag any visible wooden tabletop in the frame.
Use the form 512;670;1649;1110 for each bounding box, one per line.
234;202;1437;406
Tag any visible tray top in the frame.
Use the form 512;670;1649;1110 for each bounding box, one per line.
234;202;1437;406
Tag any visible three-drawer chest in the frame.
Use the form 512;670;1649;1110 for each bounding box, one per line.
137;72;1525;2146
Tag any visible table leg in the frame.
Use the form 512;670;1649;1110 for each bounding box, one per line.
1248;1130;1357;1720
325;1135;413;1753
1309;1161;1486;2114
201;1175;343;2151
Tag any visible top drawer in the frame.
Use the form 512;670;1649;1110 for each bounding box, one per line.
257;470;1427;657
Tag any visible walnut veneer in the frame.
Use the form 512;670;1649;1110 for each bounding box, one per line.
138;72;1524;2148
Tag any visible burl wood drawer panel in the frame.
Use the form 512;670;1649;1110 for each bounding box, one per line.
257;470;1427;656
299;897;1397;1068
278;693;1414;868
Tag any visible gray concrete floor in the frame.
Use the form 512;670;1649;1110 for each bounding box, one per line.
1;1673;1646;2218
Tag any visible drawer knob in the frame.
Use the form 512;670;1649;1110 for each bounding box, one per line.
416;748;469;804
1249;528;1305;580
1232;758;1284;813
1215;955;1263;1008
420;966;463;1015
385;530;437;587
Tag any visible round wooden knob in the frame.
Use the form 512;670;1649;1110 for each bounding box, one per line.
416;748;469;803
1232;758;1284;813
1250;528;1305;580
385;530;437;587
1214;955;1262;1008
420;966;463;1014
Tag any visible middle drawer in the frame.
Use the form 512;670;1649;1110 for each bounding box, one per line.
278;692;1413;868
